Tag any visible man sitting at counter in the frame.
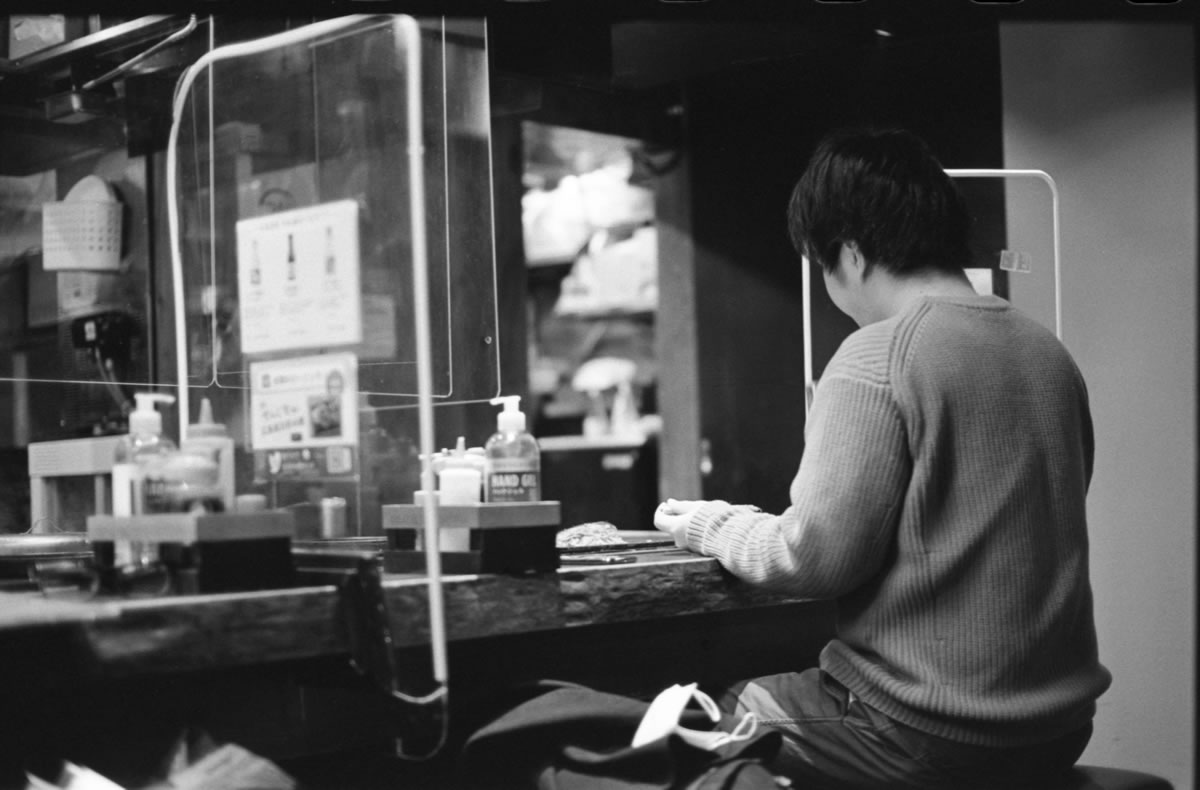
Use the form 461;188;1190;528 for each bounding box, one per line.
654;127;1111;789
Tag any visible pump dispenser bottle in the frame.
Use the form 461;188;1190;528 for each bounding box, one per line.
114;393;177;514
484;396;541;502
112;392;177;565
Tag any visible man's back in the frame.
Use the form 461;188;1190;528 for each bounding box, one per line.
822;293;1111;746
656;126;1110;787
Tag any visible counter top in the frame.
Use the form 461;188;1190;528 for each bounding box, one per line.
0;551;813;682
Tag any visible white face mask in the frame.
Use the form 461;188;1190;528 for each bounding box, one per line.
631;682;759;752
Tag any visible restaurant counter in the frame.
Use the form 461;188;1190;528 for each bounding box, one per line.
0;549;835;786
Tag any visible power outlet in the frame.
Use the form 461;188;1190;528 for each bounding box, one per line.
70;310;138;356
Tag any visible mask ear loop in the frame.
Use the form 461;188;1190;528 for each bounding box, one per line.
725;708;759;742
674;688;759;751
691;688;723;722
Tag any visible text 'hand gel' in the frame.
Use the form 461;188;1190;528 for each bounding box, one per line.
484;396;541;502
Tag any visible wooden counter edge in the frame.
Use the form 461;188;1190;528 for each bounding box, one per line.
0;554;810;680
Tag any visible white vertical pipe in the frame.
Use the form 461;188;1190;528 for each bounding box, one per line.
801;255;814;419
396;13;449;689
12;352;28;447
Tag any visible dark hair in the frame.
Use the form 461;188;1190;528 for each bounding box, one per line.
787;127;971;276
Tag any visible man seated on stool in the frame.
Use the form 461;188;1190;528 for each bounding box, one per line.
655;127;1111;790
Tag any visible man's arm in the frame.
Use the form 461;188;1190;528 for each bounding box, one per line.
657;372;911;599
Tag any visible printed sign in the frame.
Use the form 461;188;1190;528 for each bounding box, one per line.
253;445;357;482
998;249;1032;274
485;458;541;502
249;352;359;451
236;199;362;355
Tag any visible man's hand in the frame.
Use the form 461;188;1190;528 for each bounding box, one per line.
654;498;704;549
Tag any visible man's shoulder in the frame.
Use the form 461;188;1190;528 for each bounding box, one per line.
825;319;898;387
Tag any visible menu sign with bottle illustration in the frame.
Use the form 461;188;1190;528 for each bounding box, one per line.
235;200;362;355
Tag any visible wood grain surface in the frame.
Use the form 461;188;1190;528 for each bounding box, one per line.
0;553;809;681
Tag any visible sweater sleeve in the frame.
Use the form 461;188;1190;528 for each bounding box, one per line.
683;350;911;599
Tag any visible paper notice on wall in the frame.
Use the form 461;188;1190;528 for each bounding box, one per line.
998;249;1032;274
249;352;359;451
236;200;362;355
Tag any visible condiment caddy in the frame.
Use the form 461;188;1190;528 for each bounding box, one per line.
385;396;559;574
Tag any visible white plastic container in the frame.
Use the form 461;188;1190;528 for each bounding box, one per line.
484;396;541;503
42;175;122;272
465;445;487;501
582;390;609;438
181;397;236;512
609;380;644;440
156;449;223;515
438;437;482;506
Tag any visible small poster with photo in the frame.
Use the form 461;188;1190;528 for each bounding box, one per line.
249;352;359;451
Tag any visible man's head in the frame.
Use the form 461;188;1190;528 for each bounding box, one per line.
787;127;970;279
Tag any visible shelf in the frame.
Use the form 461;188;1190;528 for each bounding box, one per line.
538;434;649;452
1;16;179;75
554;307;656;321
526;255;576;269
0;15;203;175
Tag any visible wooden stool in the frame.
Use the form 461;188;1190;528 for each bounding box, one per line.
1056;765;1173;790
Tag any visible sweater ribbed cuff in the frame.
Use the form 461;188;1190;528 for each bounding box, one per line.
688;501;763;556
687;500;731;555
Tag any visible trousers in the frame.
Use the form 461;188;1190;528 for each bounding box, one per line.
718;668;1092;790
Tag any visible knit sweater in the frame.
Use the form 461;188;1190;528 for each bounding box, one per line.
686;294;1111;747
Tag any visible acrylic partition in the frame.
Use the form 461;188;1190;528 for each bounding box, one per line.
171;16;499;401
0;15;498;538
164;14;499;525
802;170;1060;417
166;14;502;739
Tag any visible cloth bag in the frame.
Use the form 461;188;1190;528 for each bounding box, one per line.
459;682;783;790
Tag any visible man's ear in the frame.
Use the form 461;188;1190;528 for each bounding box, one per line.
843;241;868;281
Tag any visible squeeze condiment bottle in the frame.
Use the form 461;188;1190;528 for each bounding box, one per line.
181;398;235;512
157;448;224;515
484;396;541;502
438;437;483;505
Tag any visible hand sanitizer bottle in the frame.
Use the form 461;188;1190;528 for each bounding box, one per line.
112;392;177;565
484;396;541;502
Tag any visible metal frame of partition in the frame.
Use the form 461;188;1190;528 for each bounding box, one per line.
945;168;1062;339
802;168;1061;419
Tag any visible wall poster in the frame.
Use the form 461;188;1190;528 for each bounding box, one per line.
235;199;362;355
248;351;359;452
